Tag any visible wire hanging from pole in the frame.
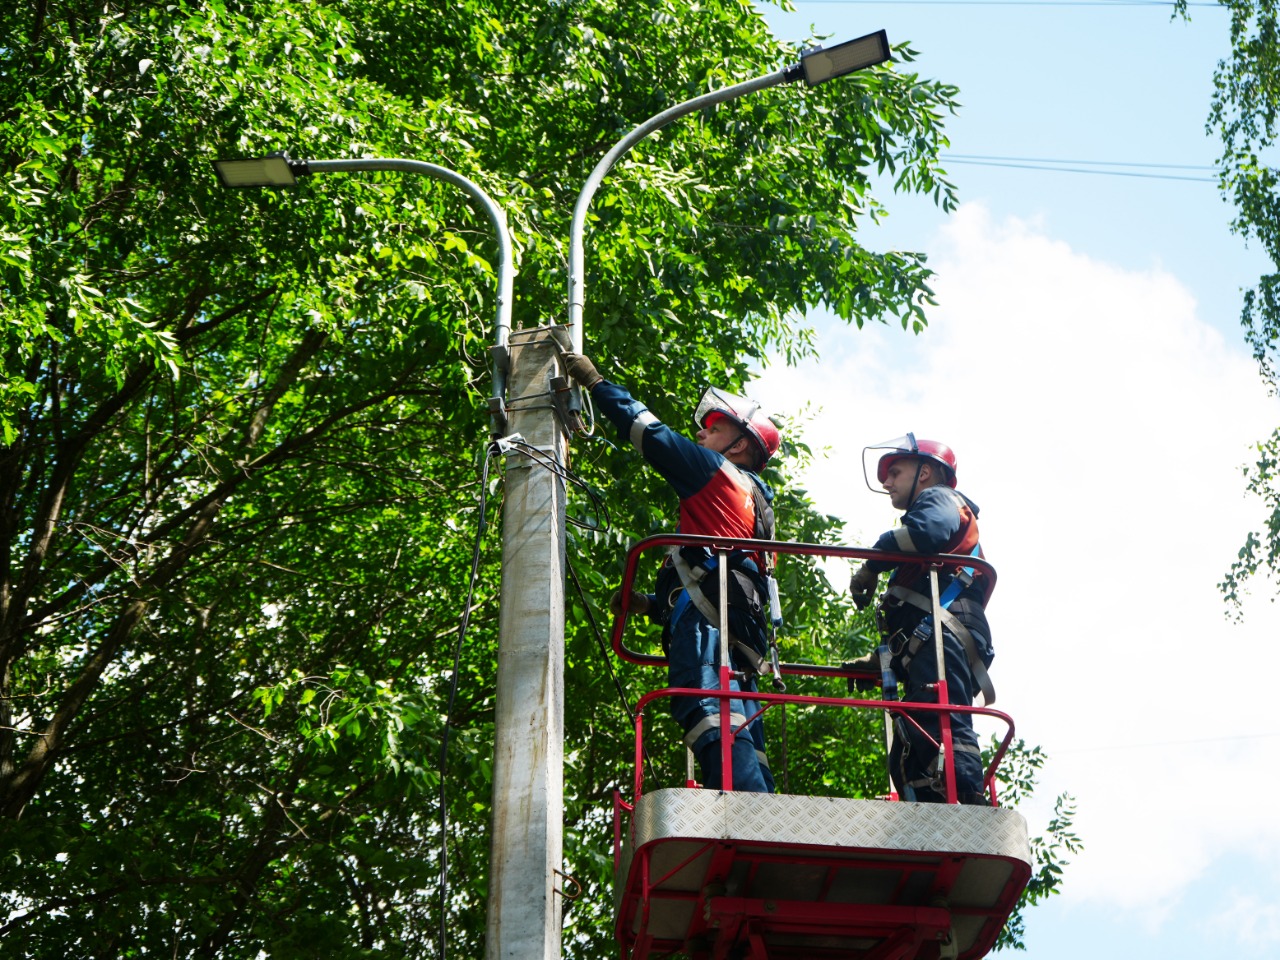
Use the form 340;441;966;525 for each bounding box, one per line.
438;440;499;960
436;432;614;959
566;557;661;785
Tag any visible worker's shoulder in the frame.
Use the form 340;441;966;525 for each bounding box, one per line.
914;483;979;515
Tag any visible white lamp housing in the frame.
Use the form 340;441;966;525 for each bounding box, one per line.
212;153;301;188
799;30;891;86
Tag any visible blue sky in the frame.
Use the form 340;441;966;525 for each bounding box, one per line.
750;2;1280;958
764;0;1272;335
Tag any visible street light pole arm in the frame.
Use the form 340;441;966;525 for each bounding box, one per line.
305;158;514;412
566;68;791;353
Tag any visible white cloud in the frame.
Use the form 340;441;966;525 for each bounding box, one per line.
1207;888;1280;950
754;203;1280;930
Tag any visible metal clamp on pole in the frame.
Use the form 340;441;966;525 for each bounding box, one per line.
544;326;590;437
488;394;509;438
549;374;585;436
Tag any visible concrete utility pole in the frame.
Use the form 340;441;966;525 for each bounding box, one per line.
485;327;569;959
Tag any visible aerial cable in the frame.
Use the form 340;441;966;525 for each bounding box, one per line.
944;152;1215;172
436;430;612;959
437;438;500;960
497;435;611;532
940;155;1217;181
794;0;1219;7
1056;731;1280;754
565;558;661;784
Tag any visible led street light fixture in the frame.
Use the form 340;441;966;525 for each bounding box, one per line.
211;152;308;188
792;30;891;86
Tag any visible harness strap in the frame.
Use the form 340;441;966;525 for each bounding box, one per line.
667;546;768;675
669;547;719;621
904;740;981;790
886;584;997;706
937;558;977;607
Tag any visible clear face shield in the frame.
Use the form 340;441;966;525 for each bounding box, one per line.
862;433;918;494
694;386;761;431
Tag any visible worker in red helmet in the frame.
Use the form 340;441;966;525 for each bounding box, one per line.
847;433;995;805
562;351;779;794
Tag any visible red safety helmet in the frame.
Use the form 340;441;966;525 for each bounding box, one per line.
863;433;957;493
694;387;781;470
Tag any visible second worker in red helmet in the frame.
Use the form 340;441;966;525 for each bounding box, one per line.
849;434;996;805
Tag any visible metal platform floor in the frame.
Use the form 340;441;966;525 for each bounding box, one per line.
615;789;1032;959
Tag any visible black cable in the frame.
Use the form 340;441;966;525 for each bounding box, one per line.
565;557;661;784
437;432;610;958
501;436;611;532
438;440;499;960
503;428;670;787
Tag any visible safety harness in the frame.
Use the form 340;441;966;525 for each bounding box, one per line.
666;469;781;754
882;545;996;706
668;550;768;675
890;711;985;802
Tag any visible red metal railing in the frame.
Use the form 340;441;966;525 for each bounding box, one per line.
609;534;1015;834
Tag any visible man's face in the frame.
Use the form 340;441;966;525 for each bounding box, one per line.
696;415;746;458
882;458;927;510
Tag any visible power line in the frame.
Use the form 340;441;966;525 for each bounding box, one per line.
1055;731;1280;755
438;440;500;960
947;152;1214;171
941;153;1219;181
795;1;1219;6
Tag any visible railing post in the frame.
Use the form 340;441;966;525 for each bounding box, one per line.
718;548;733;792
929;567;958;804
635;711;646;800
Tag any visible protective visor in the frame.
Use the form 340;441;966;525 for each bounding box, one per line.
862;433;918;493
694;386;761;431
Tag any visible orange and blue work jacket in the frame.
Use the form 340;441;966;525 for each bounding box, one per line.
590;379;772;622
865;485;992;640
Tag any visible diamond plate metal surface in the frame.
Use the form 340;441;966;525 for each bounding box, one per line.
630;788;1030;860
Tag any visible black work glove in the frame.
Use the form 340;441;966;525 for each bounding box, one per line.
842;652;880;693
849;563;878;611
562;352;603;389
610;591;652;618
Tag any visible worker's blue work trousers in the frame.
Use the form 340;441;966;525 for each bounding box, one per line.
667;605;773;794
897;625;991;802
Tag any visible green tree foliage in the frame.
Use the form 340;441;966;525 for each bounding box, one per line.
1176;0;1280;604
0;1;1067;954
989;741;1080;951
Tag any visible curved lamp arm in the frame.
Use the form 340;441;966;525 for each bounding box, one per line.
212;155;514;430
567;69;789;353
565;29;889;353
